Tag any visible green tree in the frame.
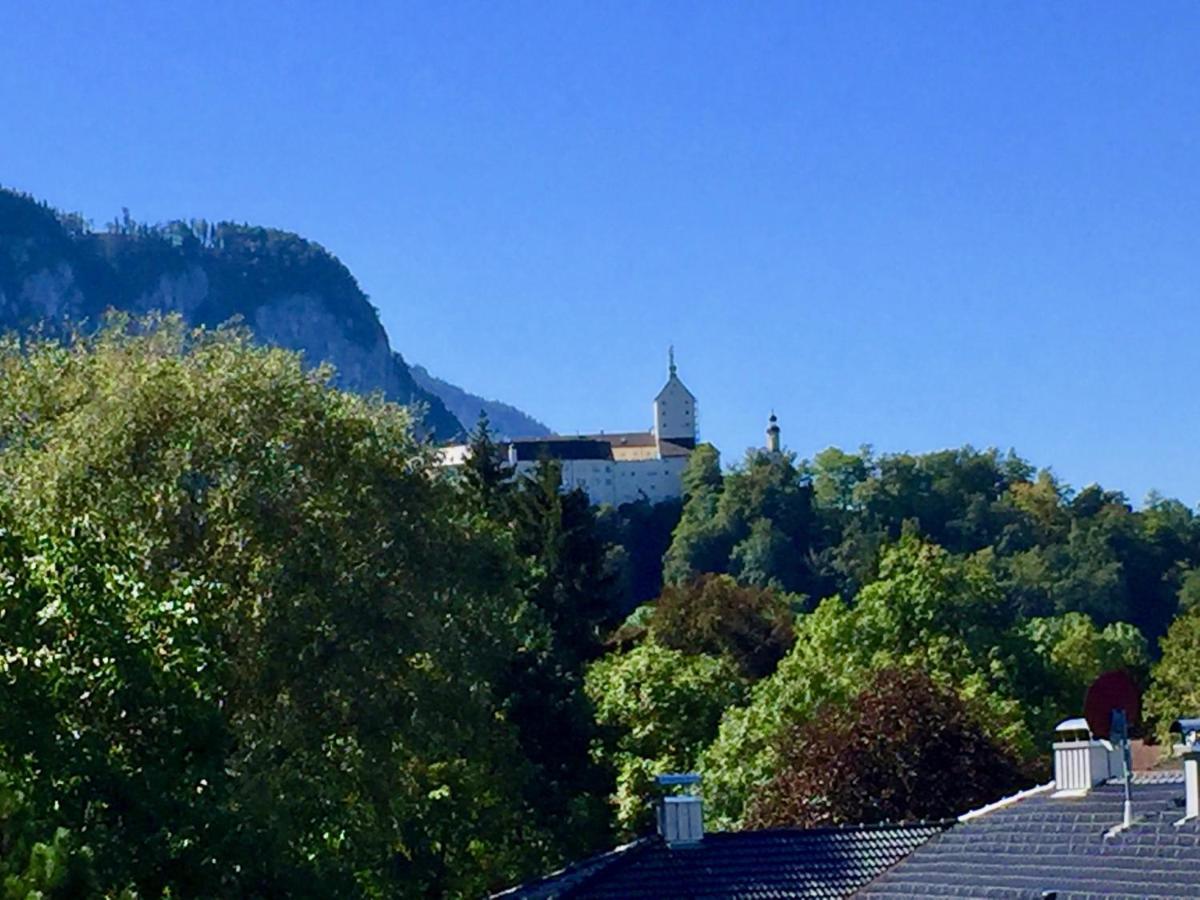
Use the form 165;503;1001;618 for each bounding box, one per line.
595;497;683;611
664;447;821;597
454;434;628;867
1175;566;1200;614
0;319;539;897
585;643;746;832
662;443;727;583
1013;612;1149;736
809;445;871;512
460;411;512;515
743;668;1031;829
1146;606;1200;741
649;574;796;680
849;447;1026;556
1004;470;1070;546
0;768;100;899
700;537;1033;826
492;461;622;863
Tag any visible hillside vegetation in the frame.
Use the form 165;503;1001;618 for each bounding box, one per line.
0;187;463;438
2;328;1200;897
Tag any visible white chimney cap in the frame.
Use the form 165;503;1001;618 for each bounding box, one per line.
656;773;701;787
1055;717;1090;734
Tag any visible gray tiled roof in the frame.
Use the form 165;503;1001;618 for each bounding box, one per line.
507;432;694;461
859;773;1200;899
497;822;949;899
511;438;617;461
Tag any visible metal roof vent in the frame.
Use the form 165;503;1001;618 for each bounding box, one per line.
656;773;703;847
1171;717;1200;820
1052;717;1121;796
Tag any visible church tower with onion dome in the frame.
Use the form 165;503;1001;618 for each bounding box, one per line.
766;412;781;453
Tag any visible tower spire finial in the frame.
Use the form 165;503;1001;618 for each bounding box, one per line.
668;345;676;378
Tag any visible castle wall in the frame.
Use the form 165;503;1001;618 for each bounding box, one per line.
513;454;688;507
442;360;696;508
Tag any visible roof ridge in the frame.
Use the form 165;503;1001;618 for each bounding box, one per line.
508;822;949;898
1129;770;1186;784
490;836;654;899
958;781;1054;822
558;834;661;899
708;820;955;839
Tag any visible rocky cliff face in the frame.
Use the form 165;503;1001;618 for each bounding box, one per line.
0;189;464;439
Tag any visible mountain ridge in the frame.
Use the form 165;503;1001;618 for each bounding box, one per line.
0;187;537;441
409;363;551;440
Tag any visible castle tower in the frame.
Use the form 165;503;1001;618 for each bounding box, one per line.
653;347;696;447
766;412;781;453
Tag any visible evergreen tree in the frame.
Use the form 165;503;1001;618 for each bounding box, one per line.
461;411;513;515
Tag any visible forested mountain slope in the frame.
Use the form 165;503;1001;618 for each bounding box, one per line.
0;186;479;439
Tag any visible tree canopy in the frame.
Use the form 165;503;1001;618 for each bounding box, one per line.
666;444;1200;648
744;668;1032;829
4;314;1200;895
0;320;538;896
1145;605;1200;741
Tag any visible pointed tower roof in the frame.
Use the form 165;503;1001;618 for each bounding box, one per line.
656;346;695;400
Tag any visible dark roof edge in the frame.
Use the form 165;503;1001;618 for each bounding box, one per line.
699;819;958;841
564;821;953;899
494;820;956;899
490;837;654;899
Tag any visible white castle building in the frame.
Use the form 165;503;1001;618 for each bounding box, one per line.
440;350;699;506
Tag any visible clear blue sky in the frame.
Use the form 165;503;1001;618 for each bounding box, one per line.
4;2;1199;503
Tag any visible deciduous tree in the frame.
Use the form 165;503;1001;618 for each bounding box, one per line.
0;319;541;897
744;668;1031;829
650;574;796;679
585;643;746;832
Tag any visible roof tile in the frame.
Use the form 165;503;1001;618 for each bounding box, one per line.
860;777;1200;898
498;823;949;899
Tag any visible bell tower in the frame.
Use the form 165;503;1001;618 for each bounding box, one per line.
766;412;781;453
653;347;696;447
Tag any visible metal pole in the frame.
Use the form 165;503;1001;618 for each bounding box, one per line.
1123;737;1134;827
1114;709;1133;828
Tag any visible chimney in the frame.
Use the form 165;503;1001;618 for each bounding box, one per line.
655;773;703;847
1052;717;1120;796
1171;718;1200;820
